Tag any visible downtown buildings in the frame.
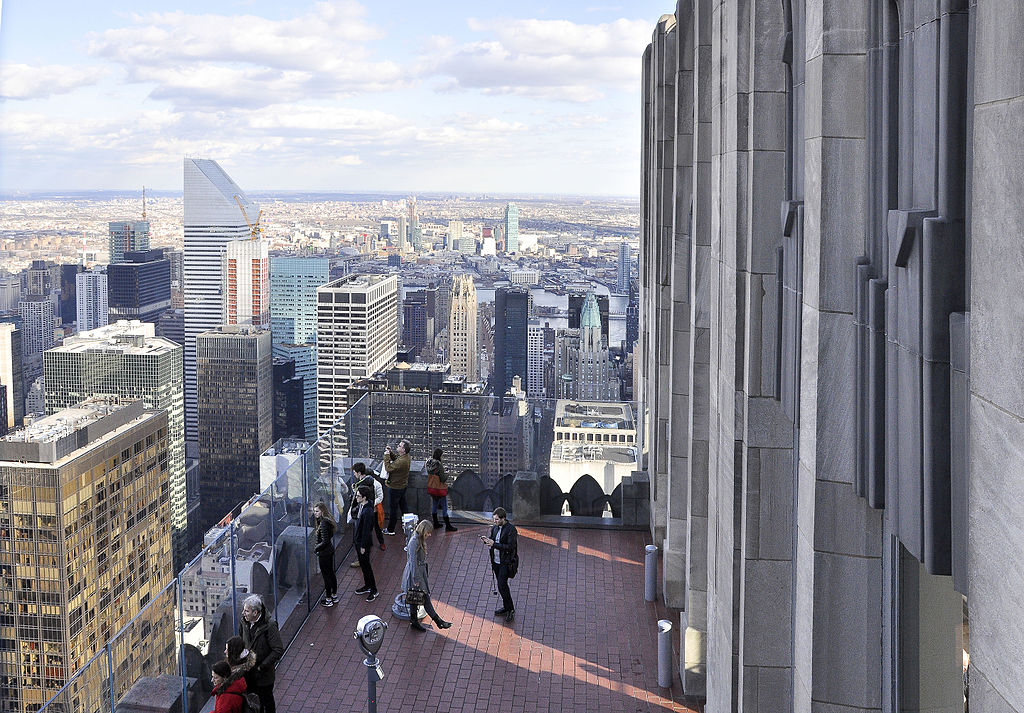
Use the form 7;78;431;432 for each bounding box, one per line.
107;218;150;265
182;158;258;444
43;321;188;567
554;292;619;401
75;269;108;331
493;287;529;396
106;249;172;324
315;274;398;437
0;398;173;713
448;275;478;382
503;202;519;253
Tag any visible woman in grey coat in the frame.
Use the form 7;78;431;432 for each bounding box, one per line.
403;519;453;632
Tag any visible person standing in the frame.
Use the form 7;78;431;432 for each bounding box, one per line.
481;507;518;621
349;462;385;570
352;485;380;601
210;660;248;713
425;448;457;532
402;519;453;632
382;440;411;535
312;501;337;606
238;594;284;713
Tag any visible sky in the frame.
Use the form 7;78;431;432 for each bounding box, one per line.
0;0;672;196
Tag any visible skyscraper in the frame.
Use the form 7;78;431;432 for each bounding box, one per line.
568;291;610;341
449;275;478;382
272;356;305;441
59;263;83;325
75;269;108;330
26;260;52;297
18;296;54;383
196;325;273;530
617;242;632;294
527;318;546;398
402;290;430;351
270;256;329;440
183;158;258;443
108;220;150;264
0;323;24;431
398;213;408;251
107;249;172;323
44;321;187;567
315;274;398;435
494;287;530;395
223;238;270;328
504;202;519;253
554;292;620;400
0;398;172;712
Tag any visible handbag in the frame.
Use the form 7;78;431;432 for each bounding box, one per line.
406;585;426;607
376;503;385;529
426;472;447;497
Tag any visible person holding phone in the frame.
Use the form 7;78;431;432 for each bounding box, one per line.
480;508;518;621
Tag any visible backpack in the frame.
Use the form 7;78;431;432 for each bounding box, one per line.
229;690;262;713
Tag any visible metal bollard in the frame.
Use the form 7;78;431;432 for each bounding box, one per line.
657;619;673;688
644;544;658;602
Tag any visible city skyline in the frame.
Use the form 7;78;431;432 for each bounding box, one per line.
0;1;669;196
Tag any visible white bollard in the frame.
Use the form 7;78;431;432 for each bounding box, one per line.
644;544;658;602
657;619;673;688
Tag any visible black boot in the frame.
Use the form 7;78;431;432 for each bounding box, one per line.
410;614;427;632
444;516;458;532
433;615;452;629
432;513;441;529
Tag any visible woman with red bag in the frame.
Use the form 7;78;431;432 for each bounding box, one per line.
425;448;457;532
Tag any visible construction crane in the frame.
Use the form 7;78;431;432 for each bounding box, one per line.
234;195;263;240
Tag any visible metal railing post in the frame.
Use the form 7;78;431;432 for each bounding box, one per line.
657;619;673;688
178;576;188;713
106;643;115;713
644;544;658;602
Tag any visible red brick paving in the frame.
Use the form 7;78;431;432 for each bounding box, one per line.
274;524;701;713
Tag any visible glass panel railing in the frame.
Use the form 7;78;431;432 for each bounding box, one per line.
36;647;110;713
109;580;180;708
270;452;312;639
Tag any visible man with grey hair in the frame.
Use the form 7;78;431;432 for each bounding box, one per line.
238;593;284;713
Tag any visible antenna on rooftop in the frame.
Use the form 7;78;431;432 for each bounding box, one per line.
141;186;147;220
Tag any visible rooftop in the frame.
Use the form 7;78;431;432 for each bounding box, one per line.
275;524;696;713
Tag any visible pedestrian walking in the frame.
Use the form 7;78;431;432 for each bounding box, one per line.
312;501;338;607
403;519;453;632
210;660;248;713
349;462;385;572
352;485;380;601
382;440;411;535
425;448;457;532
238;594;284;713
480;507;518;622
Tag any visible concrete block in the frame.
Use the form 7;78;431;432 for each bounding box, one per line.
757;447;795;561
664;544;687;608
972;0;1024;105
512;471;539;522
817;137;866;313
813;479;882;558
746;396;792;448
743;559;794;667
812;311;857;484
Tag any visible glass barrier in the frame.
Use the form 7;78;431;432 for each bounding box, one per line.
39;393;641;713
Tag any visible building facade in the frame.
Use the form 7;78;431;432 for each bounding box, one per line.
183;158;258;444
107;249;172;324
616;242;631;294
75;270;108;331
448;275;478;382
196;326;273;531
223;238;270;329
555;293;619;401
107;220;150;265
503;202;519;253
315;275;398;436
0;324;24;432
527;319;546;398
638;4;1016;713
270;256;329;441
493;287;529;396
18;297;54;384
43;321;187;568
0;399;172;713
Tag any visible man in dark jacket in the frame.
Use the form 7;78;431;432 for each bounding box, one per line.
353;485;380;601
238;594;284;713
382;439;412;535
481;507;518;621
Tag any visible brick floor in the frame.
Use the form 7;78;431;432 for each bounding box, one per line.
274;524;701;713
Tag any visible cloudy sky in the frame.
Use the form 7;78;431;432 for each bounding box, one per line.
0;1;670;196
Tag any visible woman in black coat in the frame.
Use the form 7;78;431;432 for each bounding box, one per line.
238;594;284;713
313;501;338;607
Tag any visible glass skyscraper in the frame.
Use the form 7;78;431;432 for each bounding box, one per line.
504;202;519;253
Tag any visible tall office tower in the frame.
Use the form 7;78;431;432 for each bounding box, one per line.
527;319;546;398
108;220;150;264
196;325;273;530
484;402;526;487
0;398;173;713
26;260;51;296
568;291;610;341
107;249;172;323
75;269;109;330
554;292;620;400
59;263;83;325
183;158;259;444
402;290;429;351
167;249;185;308
18;296;54;384
44;321;187;568
316;274;398;435
504;202;519;253
494;287;530;395
270;256;329;440
449;275;478;382
617;242;632;294
223;238;270;328
398;213;408;251
449;220;464;251
0;323;24;431
272;357;305;441
625;290;639;353
0;275;21;312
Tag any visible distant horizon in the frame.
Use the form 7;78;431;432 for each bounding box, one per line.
0;188;642;202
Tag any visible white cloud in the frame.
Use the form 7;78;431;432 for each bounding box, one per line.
424;17;649;102
87;2;405;110
0;63;106;100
